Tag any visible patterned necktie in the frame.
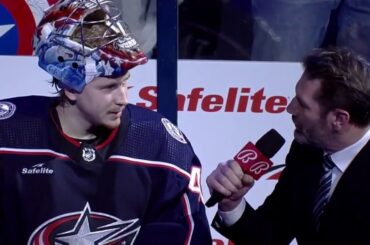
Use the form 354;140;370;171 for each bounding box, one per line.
312;154;335;229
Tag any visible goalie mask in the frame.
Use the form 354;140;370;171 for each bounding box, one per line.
34;0;148;93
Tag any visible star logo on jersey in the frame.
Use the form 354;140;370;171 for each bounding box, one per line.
28;203;141;245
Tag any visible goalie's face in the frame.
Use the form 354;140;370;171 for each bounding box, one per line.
67;73;130;130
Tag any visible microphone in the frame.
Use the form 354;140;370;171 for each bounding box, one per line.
205;129;285;207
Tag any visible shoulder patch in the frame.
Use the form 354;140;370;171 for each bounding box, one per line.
0;101;16;120
161;118;187;144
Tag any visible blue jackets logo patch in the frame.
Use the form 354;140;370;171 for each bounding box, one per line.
161;118;187;144
0;101;16;120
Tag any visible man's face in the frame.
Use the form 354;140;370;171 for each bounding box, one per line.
287;72;332;148
73;73;129;130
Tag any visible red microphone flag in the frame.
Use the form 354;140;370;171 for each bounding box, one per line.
234;142;273;180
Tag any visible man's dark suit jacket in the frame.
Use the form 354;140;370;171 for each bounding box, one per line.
212;140;370;245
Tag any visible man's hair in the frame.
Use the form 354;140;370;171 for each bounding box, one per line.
51;77;68;105
303;47;370;127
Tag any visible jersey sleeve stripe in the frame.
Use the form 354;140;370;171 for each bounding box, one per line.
0;147;70;159
108;155;191;179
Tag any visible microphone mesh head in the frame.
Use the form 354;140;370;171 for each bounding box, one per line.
255;129;285;159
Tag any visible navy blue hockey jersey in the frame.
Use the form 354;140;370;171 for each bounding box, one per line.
0;96;212;244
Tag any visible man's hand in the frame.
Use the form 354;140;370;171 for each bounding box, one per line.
206;160;255;211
